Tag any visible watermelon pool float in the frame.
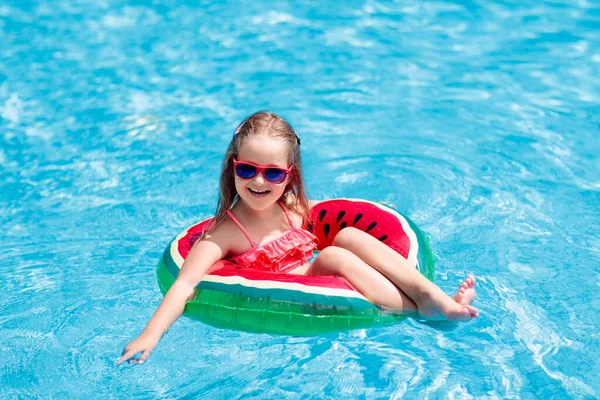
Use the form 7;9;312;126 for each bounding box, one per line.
156;199;435;335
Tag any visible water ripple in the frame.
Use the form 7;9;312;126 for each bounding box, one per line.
1;0;599;398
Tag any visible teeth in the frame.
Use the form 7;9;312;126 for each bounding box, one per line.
249;188;269;195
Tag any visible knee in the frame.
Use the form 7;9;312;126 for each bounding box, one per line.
315;246;343;265
313;246;347;274
332;227;364;249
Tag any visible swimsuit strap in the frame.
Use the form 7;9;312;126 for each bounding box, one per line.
226;210;257;247
227;202;296;247
277;201;297;228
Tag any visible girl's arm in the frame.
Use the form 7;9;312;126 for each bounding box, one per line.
115;229;230;365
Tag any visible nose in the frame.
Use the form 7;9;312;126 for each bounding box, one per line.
252;172;267;185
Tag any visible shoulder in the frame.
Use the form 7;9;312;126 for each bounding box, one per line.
308;199;320;208
195;215;247;258
281;192;297;207
281;194;317;228
282;193;319;210
200;216;235;241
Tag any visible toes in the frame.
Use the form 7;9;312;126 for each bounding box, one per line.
465;304;478;314
467;274;476;287
456;306;479;320
454;307;471;321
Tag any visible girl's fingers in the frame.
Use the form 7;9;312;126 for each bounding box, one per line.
115;348;139;366
138;350;151;364
115;352;133;366
115;345;153;366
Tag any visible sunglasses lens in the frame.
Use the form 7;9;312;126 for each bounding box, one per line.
235;163;257;179
265;168;287;183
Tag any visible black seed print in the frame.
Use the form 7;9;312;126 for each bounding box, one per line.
336;211;346;223
323;223;330;238
340;222;347;230
366;222;377;232
378;235;388;242
319;209;327;222
353;213;363;225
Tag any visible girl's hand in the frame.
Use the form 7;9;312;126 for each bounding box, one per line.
115;332;160;366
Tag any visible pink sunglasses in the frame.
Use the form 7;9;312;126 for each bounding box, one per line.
233;158;293;184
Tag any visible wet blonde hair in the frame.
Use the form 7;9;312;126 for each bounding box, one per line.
212;111;310;228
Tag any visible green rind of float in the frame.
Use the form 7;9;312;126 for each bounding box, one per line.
157;258;404;335
162;241;181;279
400;212;435;282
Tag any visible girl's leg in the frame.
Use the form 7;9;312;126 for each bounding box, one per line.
306;246;418;312
332;227;478;321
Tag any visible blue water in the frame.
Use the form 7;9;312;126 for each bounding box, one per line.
1;0;599;398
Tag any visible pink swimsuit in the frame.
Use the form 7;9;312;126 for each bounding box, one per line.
226;202;318;273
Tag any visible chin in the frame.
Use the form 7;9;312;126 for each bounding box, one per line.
247;201;275;211
238;190;282;210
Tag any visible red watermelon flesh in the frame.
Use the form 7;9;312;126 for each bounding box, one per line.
309;200;411;259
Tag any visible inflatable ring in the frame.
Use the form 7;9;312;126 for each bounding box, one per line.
156;199;435;335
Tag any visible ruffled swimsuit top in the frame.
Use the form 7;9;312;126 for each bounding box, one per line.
226;202;318;274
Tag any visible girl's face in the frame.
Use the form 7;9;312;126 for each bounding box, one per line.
234;136;292;211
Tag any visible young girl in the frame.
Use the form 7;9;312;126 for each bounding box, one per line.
116;111;477;365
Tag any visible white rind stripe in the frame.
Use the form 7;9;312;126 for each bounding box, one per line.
203;274;370;300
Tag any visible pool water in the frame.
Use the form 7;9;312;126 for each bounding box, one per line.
1;0;599;398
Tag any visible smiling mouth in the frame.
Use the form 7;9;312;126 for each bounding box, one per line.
248;188;270;196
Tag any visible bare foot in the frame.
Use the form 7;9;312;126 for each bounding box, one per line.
454;275;477;308
417;275;478;321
